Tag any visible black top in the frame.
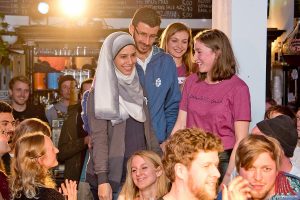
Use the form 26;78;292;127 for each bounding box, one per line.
2;153;11;175
121;116;146;183
13;104;47;123
14;187;64;200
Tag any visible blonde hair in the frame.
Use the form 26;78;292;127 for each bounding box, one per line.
236;134;283;172
11;118;51;151
10;132;56;199
160;22;195;76
120;150;170;200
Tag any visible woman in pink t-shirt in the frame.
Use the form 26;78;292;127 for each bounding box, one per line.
160;22;197;90
171;29;251;185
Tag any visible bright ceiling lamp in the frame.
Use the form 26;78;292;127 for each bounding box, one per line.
59;0;86;17
37;2;50;15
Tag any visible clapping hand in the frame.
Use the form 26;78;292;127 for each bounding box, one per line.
59;179;77;200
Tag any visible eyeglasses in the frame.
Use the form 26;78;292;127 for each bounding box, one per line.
0;120;17;128
134;26;158;41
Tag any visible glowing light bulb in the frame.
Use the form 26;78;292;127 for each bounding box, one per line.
60;0;85;17
38;2;49;14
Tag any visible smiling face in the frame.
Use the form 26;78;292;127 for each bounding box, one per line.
0;113;13;156
9;81;30;106
131;155;161;191
129;22;159;58
114;44;137;76
0;112;15;141
38;136;59;170
166;30;189;61
193;40;217;76
239;152;277;200
186;151;220;200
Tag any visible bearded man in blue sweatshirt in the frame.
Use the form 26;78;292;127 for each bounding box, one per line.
129;7;181;143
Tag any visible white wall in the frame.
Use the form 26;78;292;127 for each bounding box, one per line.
213;0;268;129
232;0;268;128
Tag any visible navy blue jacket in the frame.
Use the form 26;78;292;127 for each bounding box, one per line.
136;46;181;143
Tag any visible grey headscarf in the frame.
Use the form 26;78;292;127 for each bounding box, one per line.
93;31;145;125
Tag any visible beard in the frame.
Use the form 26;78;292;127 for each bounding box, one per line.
250;189;271;200
249;179;276;200
187;174;217;200
14;97;27;106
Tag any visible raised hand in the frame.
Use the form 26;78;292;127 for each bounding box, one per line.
222;176;251;200
59;179;77;200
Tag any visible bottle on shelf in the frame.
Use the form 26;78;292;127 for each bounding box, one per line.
274;41;283;63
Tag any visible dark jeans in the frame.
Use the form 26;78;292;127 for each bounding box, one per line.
218;149;232;183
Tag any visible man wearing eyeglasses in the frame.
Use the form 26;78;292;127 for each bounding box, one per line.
0;101;15;200
129;7;181;144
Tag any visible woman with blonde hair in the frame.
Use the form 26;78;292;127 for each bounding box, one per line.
11;118;51;151
160;22;196;88
3;118;51;177
10;131;76;200
118;150;169;200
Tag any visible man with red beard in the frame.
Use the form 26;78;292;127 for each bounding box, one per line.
161;128;250;200
236;134;300;199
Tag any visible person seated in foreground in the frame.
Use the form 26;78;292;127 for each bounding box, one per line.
10;131;77;200
0;101;14;200
252;115;300;177
161;128;250;200
236;134;300;199
118;150;170;200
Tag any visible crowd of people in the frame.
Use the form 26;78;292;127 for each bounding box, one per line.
0;6;300;200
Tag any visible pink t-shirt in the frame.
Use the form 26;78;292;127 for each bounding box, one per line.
177;64;186;77
177;64;186;85
180;74;251;150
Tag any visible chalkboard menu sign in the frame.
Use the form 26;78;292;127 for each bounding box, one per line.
0;0;212;19
0;0;33;16
92;0;212;19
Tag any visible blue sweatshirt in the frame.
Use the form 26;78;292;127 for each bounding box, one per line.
136;46;181;143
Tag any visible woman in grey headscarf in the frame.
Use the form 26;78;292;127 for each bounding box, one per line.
85;32;161;200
